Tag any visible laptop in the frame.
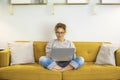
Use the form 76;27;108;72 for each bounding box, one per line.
50;48;75;61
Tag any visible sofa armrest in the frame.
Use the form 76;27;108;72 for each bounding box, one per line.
116;49;120;66
0;49;10;67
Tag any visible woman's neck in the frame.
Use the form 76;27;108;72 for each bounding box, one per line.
57;38;65;42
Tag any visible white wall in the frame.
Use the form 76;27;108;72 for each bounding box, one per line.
0;0;120;48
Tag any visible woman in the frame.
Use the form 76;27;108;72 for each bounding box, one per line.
39;23;84;72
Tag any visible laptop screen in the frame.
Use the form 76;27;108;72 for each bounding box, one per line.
50;48;75;61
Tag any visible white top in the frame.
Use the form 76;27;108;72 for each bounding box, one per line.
46;39;76;58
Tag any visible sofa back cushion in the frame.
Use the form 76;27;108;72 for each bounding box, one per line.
33;41;110;62
33;41;47;62
74;42;110;62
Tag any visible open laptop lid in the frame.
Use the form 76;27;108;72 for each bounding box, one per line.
50;48;75;61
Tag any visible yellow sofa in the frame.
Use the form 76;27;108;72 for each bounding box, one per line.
0;41;120;80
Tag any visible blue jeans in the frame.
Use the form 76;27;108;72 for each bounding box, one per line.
39;56;84;70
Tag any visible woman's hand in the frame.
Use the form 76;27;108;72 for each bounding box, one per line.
47;53;52;58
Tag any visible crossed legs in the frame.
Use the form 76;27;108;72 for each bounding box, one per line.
39;56;84;72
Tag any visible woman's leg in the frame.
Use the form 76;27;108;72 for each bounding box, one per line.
39;56;62;71
59;64;73;72
69;57;84;69
59;57;84;72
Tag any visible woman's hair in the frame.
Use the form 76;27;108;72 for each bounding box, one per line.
55;23;66;32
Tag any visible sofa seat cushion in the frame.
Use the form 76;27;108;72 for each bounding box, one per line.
0;63;62;80
63;62;120;80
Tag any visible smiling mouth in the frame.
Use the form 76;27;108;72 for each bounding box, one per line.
58;36;62;38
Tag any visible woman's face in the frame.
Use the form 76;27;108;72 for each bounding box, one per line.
55;28;66;40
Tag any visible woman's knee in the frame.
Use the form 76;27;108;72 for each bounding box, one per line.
39;56;54;67
39;56;48;62
74;57;84;66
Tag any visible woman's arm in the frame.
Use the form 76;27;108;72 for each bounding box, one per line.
70;41;76;58
46;40;54;58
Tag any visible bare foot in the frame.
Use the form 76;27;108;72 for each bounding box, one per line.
54;65;62;70
51;65;73;72
51;65;62;71
51;68;60;71
59;65;73;72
